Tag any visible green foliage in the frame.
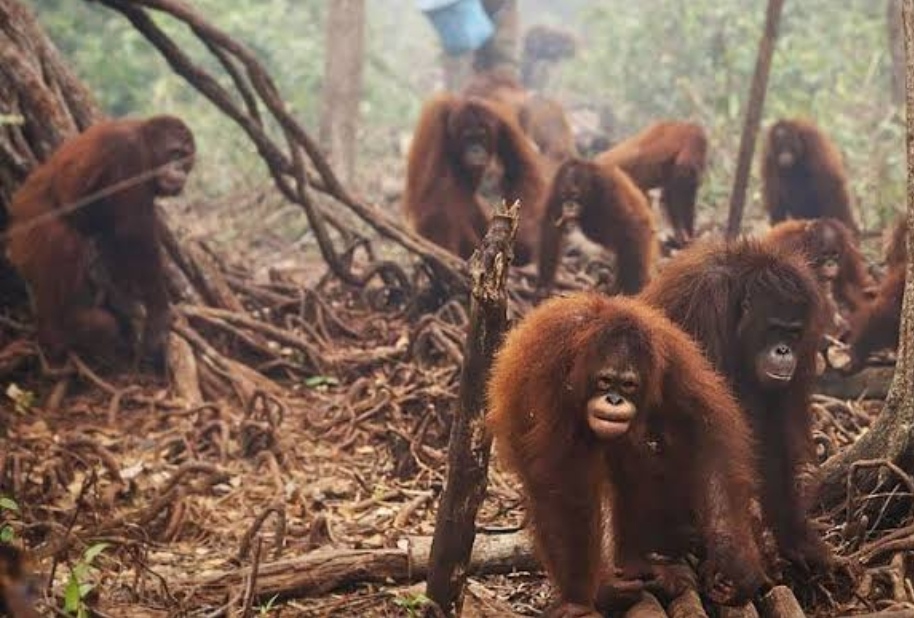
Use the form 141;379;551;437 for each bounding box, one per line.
63;542;110;618
30;0;327;197
393;591;432;616
256;594;280;615
555;0;904;230
29;0;903;233
0;495;19;543
32;0;323;118
304;375;339;389
30;0;437;196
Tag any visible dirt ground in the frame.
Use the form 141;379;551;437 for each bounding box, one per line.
1;181;913;618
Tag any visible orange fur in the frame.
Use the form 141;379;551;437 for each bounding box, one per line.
846;216;908;372
643;239;832;570
402;94;546;264
765;218;875;314
596;121;708;247
6;116;194;362
761;118;857;234
847;267;904;371
488;293;765;612
463;69;578;181
462;68;529;118
537;158;656;295
517;94;577;175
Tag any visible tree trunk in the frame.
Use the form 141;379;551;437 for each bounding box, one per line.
725;0;785;238
890;0;905;106
0;0;100;219
474;0;519;78
817;0;914;508
319;0;365;187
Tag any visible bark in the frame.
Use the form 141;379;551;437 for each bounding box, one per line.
817;0;914;508
319;0;364;186
2;0;469;405
425;203;516;616
890;0;905;106
165;332;203;405
725;0;785;238
177;532;536;608
0;0;100;211
474;0;519;77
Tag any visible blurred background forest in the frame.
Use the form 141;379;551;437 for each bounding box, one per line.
30;0;906;247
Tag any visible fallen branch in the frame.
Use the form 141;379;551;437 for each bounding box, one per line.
177;532;537;607
179;304;325;372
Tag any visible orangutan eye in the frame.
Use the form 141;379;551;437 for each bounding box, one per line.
620;380;639;395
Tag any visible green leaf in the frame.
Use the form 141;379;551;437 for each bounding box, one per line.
72;563;90;581
83;542;110;564
394;593;430;610
304;375;339;388
0;497;20;512
258;593;280;615
0;526;14;543
64;575;81;613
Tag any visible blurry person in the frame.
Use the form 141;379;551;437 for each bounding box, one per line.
417;0;519;89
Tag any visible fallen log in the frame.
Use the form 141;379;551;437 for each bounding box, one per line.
178;532;537;607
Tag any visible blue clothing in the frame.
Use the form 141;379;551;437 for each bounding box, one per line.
417;0;495;55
